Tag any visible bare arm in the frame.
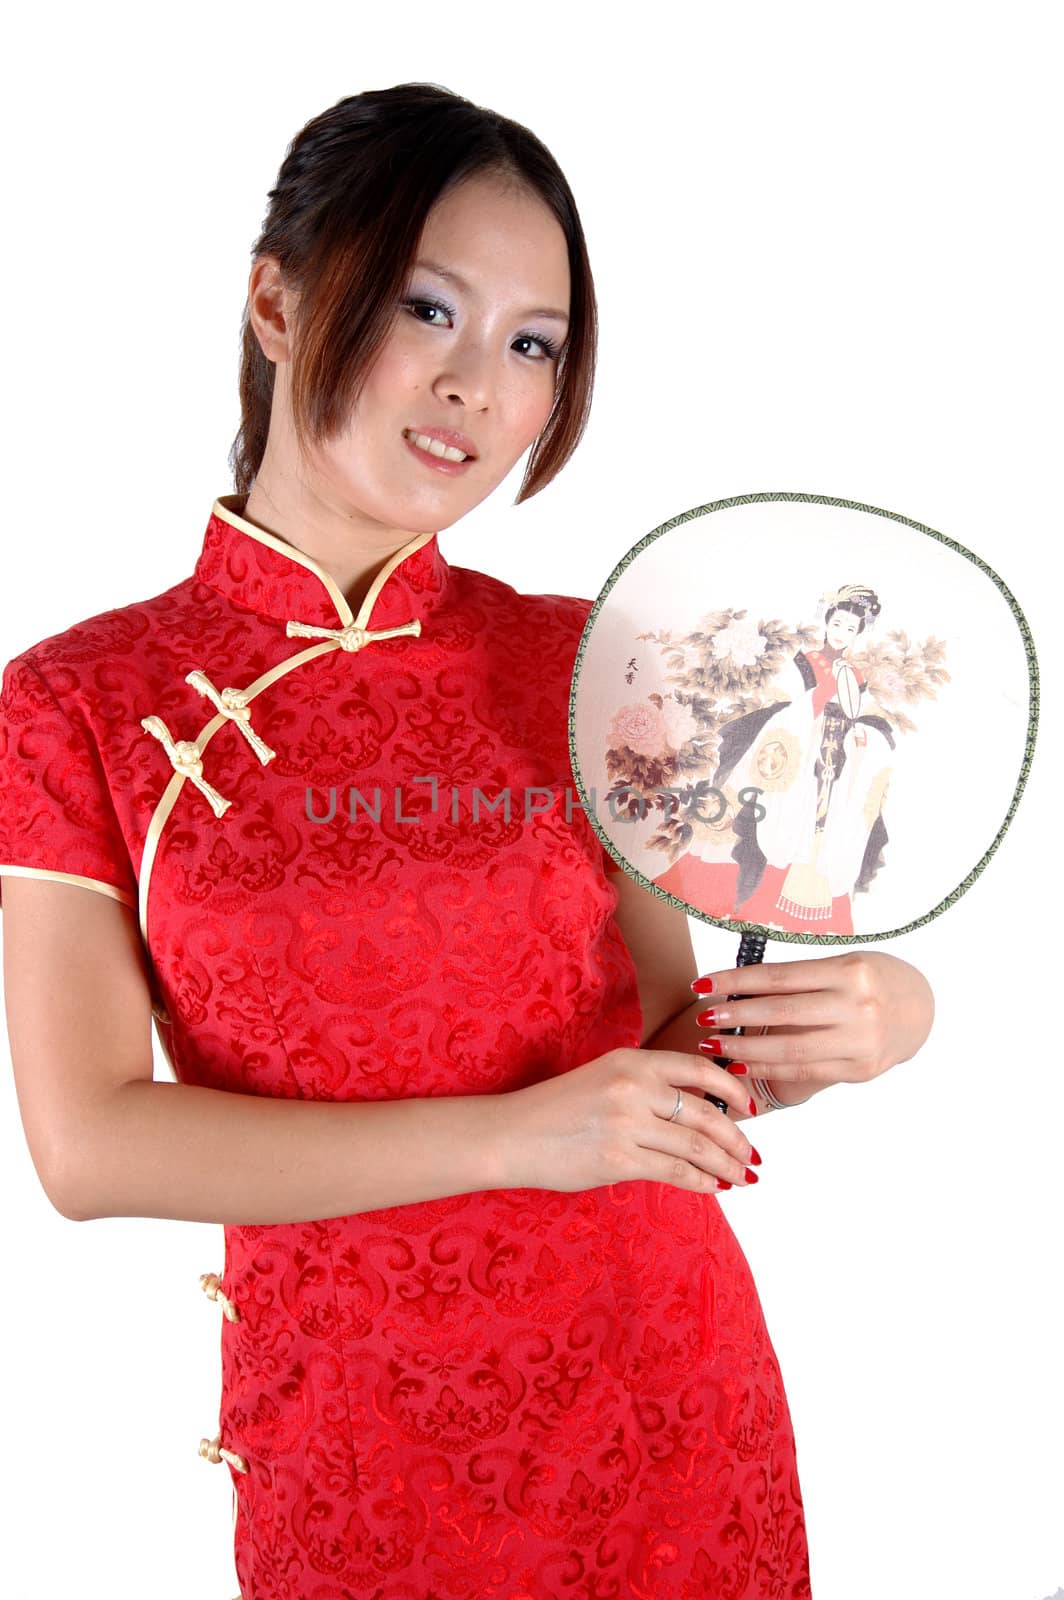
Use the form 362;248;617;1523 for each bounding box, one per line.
1;877;509;1224
609;870;816;1117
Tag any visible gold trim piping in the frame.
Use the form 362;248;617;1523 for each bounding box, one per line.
139;508;440;1055
137;639;337;947
212;494;440;631
0;865;136;908
349;526;438;631
212;496;353;627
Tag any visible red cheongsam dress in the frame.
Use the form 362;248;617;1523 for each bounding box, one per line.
0;494;811;1599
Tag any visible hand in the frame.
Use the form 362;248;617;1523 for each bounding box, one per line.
498;1046;763;1196
692;950;935;1097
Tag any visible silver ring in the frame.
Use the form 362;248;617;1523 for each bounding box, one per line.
752;1076;788;1111
668;1088;684;1122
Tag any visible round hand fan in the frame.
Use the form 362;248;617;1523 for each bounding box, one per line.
569;491;1038;1110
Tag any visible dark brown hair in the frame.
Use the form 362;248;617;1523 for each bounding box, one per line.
229;83;597;504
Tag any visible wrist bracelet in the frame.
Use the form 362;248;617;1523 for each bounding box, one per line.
752;1076;788;1111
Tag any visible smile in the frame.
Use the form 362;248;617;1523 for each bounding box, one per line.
402;429;476;476
404;428;469;461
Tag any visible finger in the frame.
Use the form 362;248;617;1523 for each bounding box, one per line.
644;1098;760;1183
697;1025;840;1074
693;989;845;1032
630;1144;757;1193
691;1061;754;1120
657;1085;759;1170
691;954;846;998
640;1128;760;1188
661;1050;753;1121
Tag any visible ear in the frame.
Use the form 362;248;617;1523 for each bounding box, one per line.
247;254;298;364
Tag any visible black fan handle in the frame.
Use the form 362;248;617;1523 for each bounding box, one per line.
703;931;768;1114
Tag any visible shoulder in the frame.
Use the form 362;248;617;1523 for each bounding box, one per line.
449;563;593;641
2;573;201;716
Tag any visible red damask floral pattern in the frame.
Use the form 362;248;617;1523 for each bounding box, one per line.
0;495;810;1597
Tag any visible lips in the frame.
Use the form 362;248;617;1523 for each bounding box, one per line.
402;429;477;477
404;425;479;459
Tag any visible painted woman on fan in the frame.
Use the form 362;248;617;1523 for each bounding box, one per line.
656;583;893;935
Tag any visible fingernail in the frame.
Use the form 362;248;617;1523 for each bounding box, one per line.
703;1037;726;1054
695;1007;723;1026
716;1179;732;1190
690;976;715;993
748;1145;762;1165
725;1062;748;1076
747;1097;758;1117
744;1168;759;1184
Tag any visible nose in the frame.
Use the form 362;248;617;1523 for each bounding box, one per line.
432;338;494;412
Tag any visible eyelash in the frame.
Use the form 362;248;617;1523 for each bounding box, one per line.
401;295;562;362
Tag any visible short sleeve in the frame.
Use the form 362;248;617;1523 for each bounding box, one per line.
0;654;138;910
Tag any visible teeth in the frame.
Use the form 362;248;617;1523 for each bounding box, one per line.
406;429;469;462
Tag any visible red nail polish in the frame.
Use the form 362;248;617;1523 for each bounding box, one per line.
690;976;715;993
725;1063;748;1076
716;1179;732;1190
748;1145;762;1165
744;1168;759;1184
695;1007;719;1026
703;1037;726;1053
747;1097;757;1117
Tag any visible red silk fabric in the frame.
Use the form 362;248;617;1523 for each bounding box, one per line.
0;496;809;1597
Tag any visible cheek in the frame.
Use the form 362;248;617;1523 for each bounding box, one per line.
509;370;558;440
351;335;425;419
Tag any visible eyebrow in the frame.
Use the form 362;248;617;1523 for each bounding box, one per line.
412;258;570;325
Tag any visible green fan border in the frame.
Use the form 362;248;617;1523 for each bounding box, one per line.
567;490;1040;946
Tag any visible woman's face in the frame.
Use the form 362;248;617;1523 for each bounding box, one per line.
300;173;572;537
825;608;862;651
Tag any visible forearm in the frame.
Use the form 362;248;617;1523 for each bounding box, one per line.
643;997;818;1118
61;1078;510;1224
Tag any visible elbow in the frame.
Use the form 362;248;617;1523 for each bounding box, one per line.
52;1189;95;1223
40;1150;96;1223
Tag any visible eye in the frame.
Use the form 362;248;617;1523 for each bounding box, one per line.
513;332;562;362
403;294;456;328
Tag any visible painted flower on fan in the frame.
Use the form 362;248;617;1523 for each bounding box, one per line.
710;616;768;667
610;701;668;758
877;668;906;699
661;697;699;752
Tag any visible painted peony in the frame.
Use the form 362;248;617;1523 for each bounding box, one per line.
610;701;667;758
710;616;768;667
661;697;699;751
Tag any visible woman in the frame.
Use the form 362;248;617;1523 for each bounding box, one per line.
728;585;893;932
659;584;893;935
0;84;934;1598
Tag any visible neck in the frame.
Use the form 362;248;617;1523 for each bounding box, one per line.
241;476;435;616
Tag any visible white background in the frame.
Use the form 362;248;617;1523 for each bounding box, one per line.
1;4;1060;1598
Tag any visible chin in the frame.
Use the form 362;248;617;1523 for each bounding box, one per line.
392;499;470;537
404;482;500;535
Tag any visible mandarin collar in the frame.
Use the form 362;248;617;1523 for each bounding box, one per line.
193;494;452;634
